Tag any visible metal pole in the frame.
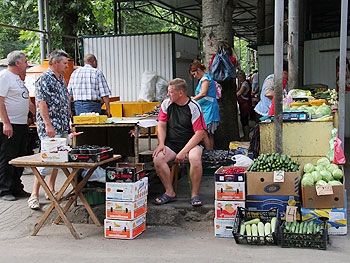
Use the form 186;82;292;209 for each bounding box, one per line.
338;0;348;147
274;0;284;154
44;0;51;54
38;0;45;63
288;0;299;92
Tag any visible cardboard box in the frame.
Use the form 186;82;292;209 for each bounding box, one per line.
301;177;345;209
41;151;68;162
245;195;301;221
106;163;146;182
68;148;113;163
41;138;67;151
73;115;107;124
215;200;245;219
246;169;301;196
214;218;235;238
106;197;147;220
301;191;347;235
215;181;245;201
214;166;246;182
41;138;69;162
104;214;146;239
106;177;148;201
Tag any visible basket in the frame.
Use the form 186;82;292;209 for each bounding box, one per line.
232;207;280;245
280;221;328;250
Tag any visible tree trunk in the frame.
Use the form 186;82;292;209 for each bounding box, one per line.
202;0;240;149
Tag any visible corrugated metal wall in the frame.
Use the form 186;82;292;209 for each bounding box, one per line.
82;33;198;102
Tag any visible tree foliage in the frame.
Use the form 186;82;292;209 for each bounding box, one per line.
0;0;197;63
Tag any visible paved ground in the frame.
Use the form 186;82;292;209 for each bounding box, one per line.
0;138;349;262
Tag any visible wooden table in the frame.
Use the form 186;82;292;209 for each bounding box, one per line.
9;153;121;239
72;117;158;162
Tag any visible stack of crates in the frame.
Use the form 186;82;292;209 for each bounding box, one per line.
104;163;148;239
214;166;247;238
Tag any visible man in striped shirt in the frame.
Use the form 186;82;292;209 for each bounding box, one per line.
68;54;111;116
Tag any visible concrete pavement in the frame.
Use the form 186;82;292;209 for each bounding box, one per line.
0;138;349;262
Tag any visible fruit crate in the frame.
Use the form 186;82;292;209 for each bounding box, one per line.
280;221;328;250
232;207;280;245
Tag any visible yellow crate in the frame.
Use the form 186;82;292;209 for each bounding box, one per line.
142;102;160;114
103;102;123;117
73;115;107;124
122;102;144;117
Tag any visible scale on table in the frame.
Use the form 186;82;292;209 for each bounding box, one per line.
283;110;310;121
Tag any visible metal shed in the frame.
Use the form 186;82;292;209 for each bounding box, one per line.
82;32;198;102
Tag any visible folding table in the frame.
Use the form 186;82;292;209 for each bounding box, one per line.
9;153;121;239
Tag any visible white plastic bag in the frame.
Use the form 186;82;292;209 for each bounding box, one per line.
231;154;254;167
155;76;168;102
81;166;106;183
138;71;158;102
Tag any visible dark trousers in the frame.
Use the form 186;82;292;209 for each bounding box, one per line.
0;123;28;195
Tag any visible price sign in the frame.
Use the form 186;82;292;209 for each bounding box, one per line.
316;185;334;195
273;170;285;182
285;206;298;222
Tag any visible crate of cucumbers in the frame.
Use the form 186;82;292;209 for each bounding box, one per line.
280;220;328;250
232;207;280;245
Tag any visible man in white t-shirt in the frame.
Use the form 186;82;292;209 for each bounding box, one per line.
0;50;30;201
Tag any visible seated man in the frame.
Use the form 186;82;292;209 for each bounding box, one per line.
152;78;207;207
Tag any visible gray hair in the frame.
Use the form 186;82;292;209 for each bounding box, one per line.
7;50;25;66
168;78;188;93
48;50;68;65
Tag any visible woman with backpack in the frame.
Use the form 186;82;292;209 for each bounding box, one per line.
189;60;220;150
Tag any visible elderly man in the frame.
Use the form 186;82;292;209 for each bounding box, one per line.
28;50;71;210
152;78;206;207
68;54;111;116
0;50;31;201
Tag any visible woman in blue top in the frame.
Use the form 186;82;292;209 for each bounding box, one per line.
189;60;220;150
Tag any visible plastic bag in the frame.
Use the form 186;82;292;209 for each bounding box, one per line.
155;76;168;102
333;135;346;164
81;166;106;183
138;71;158;102
230;154;254;167
209;47;237;82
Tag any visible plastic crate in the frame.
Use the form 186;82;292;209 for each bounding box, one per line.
280;221;328;250
232;207;280;245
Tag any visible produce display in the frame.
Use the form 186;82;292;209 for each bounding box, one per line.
280;221;328;249
247;153;300;172
283;88;337;121
301;157;343;187
232;207;280;245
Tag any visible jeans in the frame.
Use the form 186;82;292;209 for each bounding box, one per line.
74;101;101;115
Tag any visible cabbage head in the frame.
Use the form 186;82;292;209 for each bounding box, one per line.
301;176;314;186
303;163;314;173
326;163;339;173
332;168;344;180
315;180;328;186
327;180;343;186
320;170;334;182
317;157;330;166
315;164;326;172
315;105;332;116
311;171;322;182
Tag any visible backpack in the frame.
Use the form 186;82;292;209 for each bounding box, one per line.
215;81;222;99
209;47;237;82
